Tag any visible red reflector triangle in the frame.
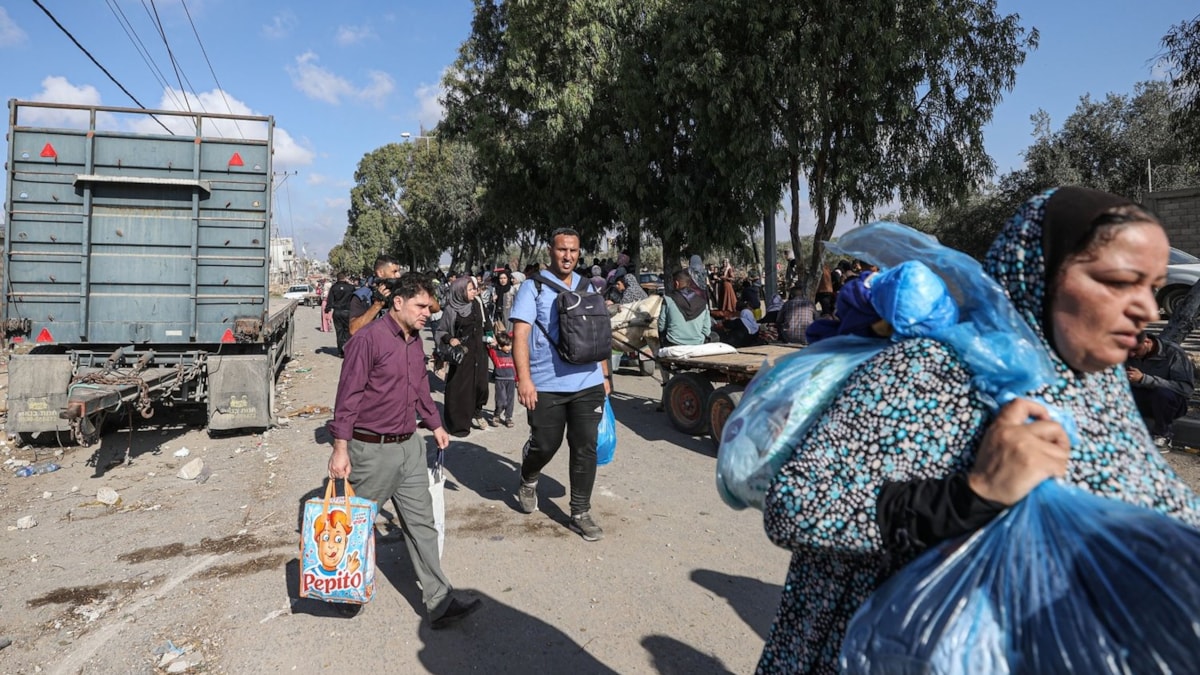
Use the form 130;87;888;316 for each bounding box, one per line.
227;152;244;167
40;143;57;158
220;329;236;343
35;328;53;343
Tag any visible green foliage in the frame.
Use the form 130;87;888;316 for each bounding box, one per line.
1162;14;1200;150
1018;81;1199;202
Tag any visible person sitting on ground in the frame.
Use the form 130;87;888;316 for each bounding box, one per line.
1127;331;1196;449
777;283;816;345
658;269;712;348
762;290;784;325
720;299;762;348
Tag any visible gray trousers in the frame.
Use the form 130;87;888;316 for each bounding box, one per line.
348;434;452;618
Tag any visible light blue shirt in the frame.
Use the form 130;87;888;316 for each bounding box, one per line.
510;270;606;393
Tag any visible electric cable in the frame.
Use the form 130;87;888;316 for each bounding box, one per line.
143;0;193;114
104;0;187;112
30;0;173;134
181;0;244;138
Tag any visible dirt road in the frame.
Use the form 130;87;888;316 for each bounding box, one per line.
1;305;790;674
4;305;1200;674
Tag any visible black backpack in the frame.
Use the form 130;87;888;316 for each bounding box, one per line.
530;275;611;365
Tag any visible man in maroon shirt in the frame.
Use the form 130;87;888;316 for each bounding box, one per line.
327;273;481;629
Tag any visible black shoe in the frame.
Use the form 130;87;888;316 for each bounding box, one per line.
333;603;362;618
431;597;482;630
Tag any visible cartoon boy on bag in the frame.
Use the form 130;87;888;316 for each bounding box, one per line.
306;509;361;581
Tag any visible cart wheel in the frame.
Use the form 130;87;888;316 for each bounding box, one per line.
707;386;744;451
638;358;656;377
664;373;714;435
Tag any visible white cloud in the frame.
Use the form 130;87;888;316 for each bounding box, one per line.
335;24;376;46
287;52;394;106
306;173;328;186
113;86;316;168
360;71;395;106
414;78;446;130
0;7;27;47
288;51;356;104
324;197;348;209
20;77;106;128
274;127;316;169
262;11;297;39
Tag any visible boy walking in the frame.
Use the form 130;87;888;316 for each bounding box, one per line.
488;332;517;427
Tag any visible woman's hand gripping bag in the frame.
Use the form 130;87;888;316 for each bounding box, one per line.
840;481;1200;675
299;479;379;605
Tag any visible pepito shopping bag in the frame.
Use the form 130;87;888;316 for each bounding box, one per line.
299;479;378;605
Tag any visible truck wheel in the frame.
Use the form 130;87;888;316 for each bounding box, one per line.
664;373;714;436
707;386;744;451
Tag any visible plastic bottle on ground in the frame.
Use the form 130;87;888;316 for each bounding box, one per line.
14;462;60;477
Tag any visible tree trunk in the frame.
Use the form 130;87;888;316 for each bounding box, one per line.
660;230;685;275
789;154;803;275
1161;281;1200;344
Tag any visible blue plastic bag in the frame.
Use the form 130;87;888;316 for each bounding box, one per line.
840;481;1200;674
596;398;616;466
716;260;959;510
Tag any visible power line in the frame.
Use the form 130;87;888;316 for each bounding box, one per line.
104;0;187;112
144;0;192;114
30;0;173;134
181;0;244;138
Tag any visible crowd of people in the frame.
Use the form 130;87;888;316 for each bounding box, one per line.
305;186;1198;667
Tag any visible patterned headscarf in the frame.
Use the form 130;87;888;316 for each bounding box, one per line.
619;273;648;304
985;186;1133;346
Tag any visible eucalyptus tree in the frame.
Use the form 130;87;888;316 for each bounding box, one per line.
1162;13;1200;150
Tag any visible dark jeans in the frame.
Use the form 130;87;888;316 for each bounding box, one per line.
1131;386;1189;436
521;384;606;515
494;379;515;420
333;310;351;355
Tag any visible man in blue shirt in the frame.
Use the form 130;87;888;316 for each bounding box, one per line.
510;228;612;541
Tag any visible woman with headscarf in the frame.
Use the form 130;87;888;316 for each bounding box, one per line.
756;187;1200;673
493;270;515;331
435;277;490;434
718;259;737;315
617;272;648;305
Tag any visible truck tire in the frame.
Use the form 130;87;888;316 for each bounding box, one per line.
707;385;744;451
664;372;714;436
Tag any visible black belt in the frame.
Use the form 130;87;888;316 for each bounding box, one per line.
352;430;413;444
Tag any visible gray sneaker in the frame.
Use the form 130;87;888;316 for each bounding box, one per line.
570;512;604;541
517;480;538;513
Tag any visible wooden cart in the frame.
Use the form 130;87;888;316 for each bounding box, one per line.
657;344;803;448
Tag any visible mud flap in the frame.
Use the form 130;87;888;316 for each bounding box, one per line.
207;354;272;431
7;354;75;434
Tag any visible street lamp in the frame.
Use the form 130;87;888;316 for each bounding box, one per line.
400;131;435;147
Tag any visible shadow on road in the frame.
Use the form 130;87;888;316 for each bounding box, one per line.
608;391;716;458
436;437;572;525
690;568;782;642
414;590;620;674
642;634;736;674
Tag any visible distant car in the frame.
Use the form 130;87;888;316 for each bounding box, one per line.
638;272;665;295
1159;247;1200;318
284;283;320;307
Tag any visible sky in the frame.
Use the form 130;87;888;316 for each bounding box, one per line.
0;0;1195;261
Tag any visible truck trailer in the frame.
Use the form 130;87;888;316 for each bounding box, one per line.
3;100;295;446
